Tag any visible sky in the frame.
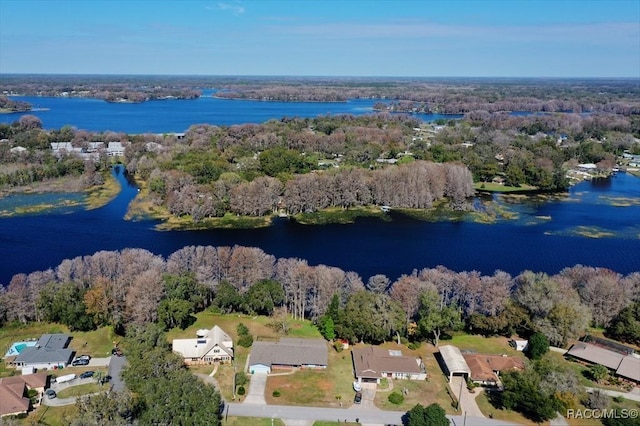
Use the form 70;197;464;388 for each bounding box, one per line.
0;0;639;78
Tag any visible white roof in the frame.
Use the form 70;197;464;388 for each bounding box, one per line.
172;325;233;359
439;345;471;376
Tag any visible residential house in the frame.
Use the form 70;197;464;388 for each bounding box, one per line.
463;354;525;387
0;372;48;417
172;326;233;365
566;342;640;383
352;346;426;384
11;334;74;370
248;338;328;374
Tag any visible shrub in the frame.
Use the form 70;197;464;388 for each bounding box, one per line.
235;372;248;386
613;395;625;404
238;333;254;348
525;332;549;360
272;390;281;397
237;386;245;396
407;341;421;350
388;391;404;405
333;341;344;352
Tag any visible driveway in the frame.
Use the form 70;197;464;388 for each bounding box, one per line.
243;373;267;404
108;354;127;392
450;376;485;418
349;382;377;410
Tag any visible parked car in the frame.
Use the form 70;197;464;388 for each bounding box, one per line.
45;389;56;399
354;391;362;404
77;354;91;361
79;371;95;379
72;358;89;366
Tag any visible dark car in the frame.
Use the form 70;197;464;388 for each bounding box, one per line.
45;389;57;399
77;354;91;361
79;370;95;379
354;391;362;404
72;358;90;366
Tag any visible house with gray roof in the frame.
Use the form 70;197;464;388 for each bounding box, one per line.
11;334;74;370
248;338;328;374
566;342;640;383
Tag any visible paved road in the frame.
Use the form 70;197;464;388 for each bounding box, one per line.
226;402;514;426
586;386;640;402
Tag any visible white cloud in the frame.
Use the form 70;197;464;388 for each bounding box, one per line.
214;1;245;15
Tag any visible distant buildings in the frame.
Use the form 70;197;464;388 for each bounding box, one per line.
50;141;127;161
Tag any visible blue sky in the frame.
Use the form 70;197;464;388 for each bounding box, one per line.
1;0;639;77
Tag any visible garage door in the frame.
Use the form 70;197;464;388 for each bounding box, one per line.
250;364;271;374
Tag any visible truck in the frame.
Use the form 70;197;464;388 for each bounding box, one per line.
55;373;76;384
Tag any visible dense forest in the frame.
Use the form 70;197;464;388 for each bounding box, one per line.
2;245;638;348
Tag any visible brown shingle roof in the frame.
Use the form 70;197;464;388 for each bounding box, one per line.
0;373;46;417
352;346;422;379
463;354;525;382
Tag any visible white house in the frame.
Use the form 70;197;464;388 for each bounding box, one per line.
172;325;233;365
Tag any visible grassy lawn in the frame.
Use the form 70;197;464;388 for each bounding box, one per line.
475;391;543;426
445;333;523;356
474;182;537;192
265;345;355;407
56;382;103;398
67;326;118;358
25;405;78;426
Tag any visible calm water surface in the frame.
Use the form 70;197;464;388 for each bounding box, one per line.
0;96;638;284
0;166;638;285
1;95;460;132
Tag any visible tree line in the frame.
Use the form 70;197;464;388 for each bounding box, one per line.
1;245;638;349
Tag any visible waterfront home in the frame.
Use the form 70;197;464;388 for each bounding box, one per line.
10;334;74;370
248;338;328;374
172;325;233;365
352;346;426;384
566;342;640;383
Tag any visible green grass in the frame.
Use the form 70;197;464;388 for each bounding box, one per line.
293;206;389;225
474;182;537;192
67;326;118;358
445;333;522;355
475;391;541;426
27;405;78;426
56;383;103;398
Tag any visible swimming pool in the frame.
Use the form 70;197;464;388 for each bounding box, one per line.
4;341;37;357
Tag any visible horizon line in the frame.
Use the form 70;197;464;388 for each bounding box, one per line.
1;73;639;80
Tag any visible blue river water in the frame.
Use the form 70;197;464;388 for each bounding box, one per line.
0;165;639;286
0;96;638;285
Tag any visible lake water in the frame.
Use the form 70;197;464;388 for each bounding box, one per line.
0;165;639;286
0;96;638;285
1;95;460;133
